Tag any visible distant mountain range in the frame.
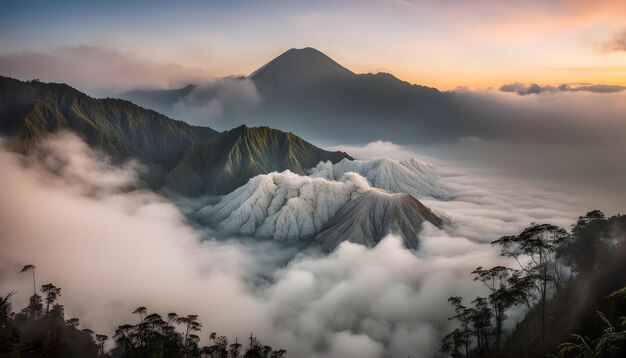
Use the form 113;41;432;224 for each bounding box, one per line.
0;72;443;250
119;47;463;144
0;76;352;195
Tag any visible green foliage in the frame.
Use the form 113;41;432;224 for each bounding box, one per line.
441;211;626;358
163;124;352;195
550;311;626;358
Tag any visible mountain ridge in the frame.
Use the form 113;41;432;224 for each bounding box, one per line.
117;47;455;144
164;124;353;195
0;76;353;195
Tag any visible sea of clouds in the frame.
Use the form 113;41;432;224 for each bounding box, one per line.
0;133;586;357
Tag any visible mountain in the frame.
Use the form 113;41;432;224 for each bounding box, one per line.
315;189;442;250
0;76;217;174
195;171;371;241
195;169;442;248
0;76;352;195
310;157;450;200
250;47;354;89
118;47;459;144
163;125;352;195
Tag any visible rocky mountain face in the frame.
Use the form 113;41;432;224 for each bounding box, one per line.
315;189;443;250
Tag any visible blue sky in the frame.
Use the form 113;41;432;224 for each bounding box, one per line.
1;0;625;90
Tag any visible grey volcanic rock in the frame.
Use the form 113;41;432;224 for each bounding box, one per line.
315;189;442;250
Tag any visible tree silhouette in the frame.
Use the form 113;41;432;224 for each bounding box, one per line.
0;291;16;324
471;265;519;357
492;223;569;342
41;283;62;315
96;334;108;356
133;306;147;322
22;292;43;319
176;314;202;356
447;297;472;357
20;264;36;296
229;337;242;358
66;317;80;328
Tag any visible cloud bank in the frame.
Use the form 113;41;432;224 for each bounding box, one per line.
0;133;590;357
172;78;261;125
499;82;626;95
602;29;626;52
0;46;212;94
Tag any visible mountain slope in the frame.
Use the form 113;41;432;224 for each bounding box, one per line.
315;189;443;250
116;48;457;143
195;171;370;240
1;76;351;195
310;157;450;200
246;48;452;143
250;47;354;89
164;125;353;195
0;76;218;172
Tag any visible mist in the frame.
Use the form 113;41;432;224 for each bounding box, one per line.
172;78;262;126
0;132;590;357
0;46;213;95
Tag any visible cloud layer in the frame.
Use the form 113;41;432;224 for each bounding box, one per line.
602;29;626;52
0;133;592;357
0;46;212;94
172;78;261;125
499;82;626;95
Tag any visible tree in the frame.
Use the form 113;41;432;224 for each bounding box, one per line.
447;296;473;357
469;297;492;356
167;312;178;325
561;210;612;274
113;324;134;355
66;317;80;328
20;264;37;296
41;283;62;315
0;291;16;325
0;291;19;356
176;314;202;356
440;328;466;358
472;266;518;356
229;337;242;358
270;349;287;358
492;223;569;341
22;293;43;319
207;332;229;358
133;306;147;322
96;334;108;356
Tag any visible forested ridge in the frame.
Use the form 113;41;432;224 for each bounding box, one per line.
439;210;626;358
0;268;286;358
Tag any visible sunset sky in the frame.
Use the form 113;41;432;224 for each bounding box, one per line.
1;0;625;90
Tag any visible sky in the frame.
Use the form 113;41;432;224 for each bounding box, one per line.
1;0;626;90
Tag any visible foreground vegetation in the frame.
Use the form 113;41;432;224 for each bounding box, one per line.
440;210;626;357
0;269;286;358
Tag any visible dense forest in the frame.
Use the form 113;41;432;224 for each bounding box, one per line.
0;269;286;358
439;210;626;357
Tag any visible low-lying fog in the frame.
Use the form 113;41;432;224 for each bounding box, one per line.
0;132;594;357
